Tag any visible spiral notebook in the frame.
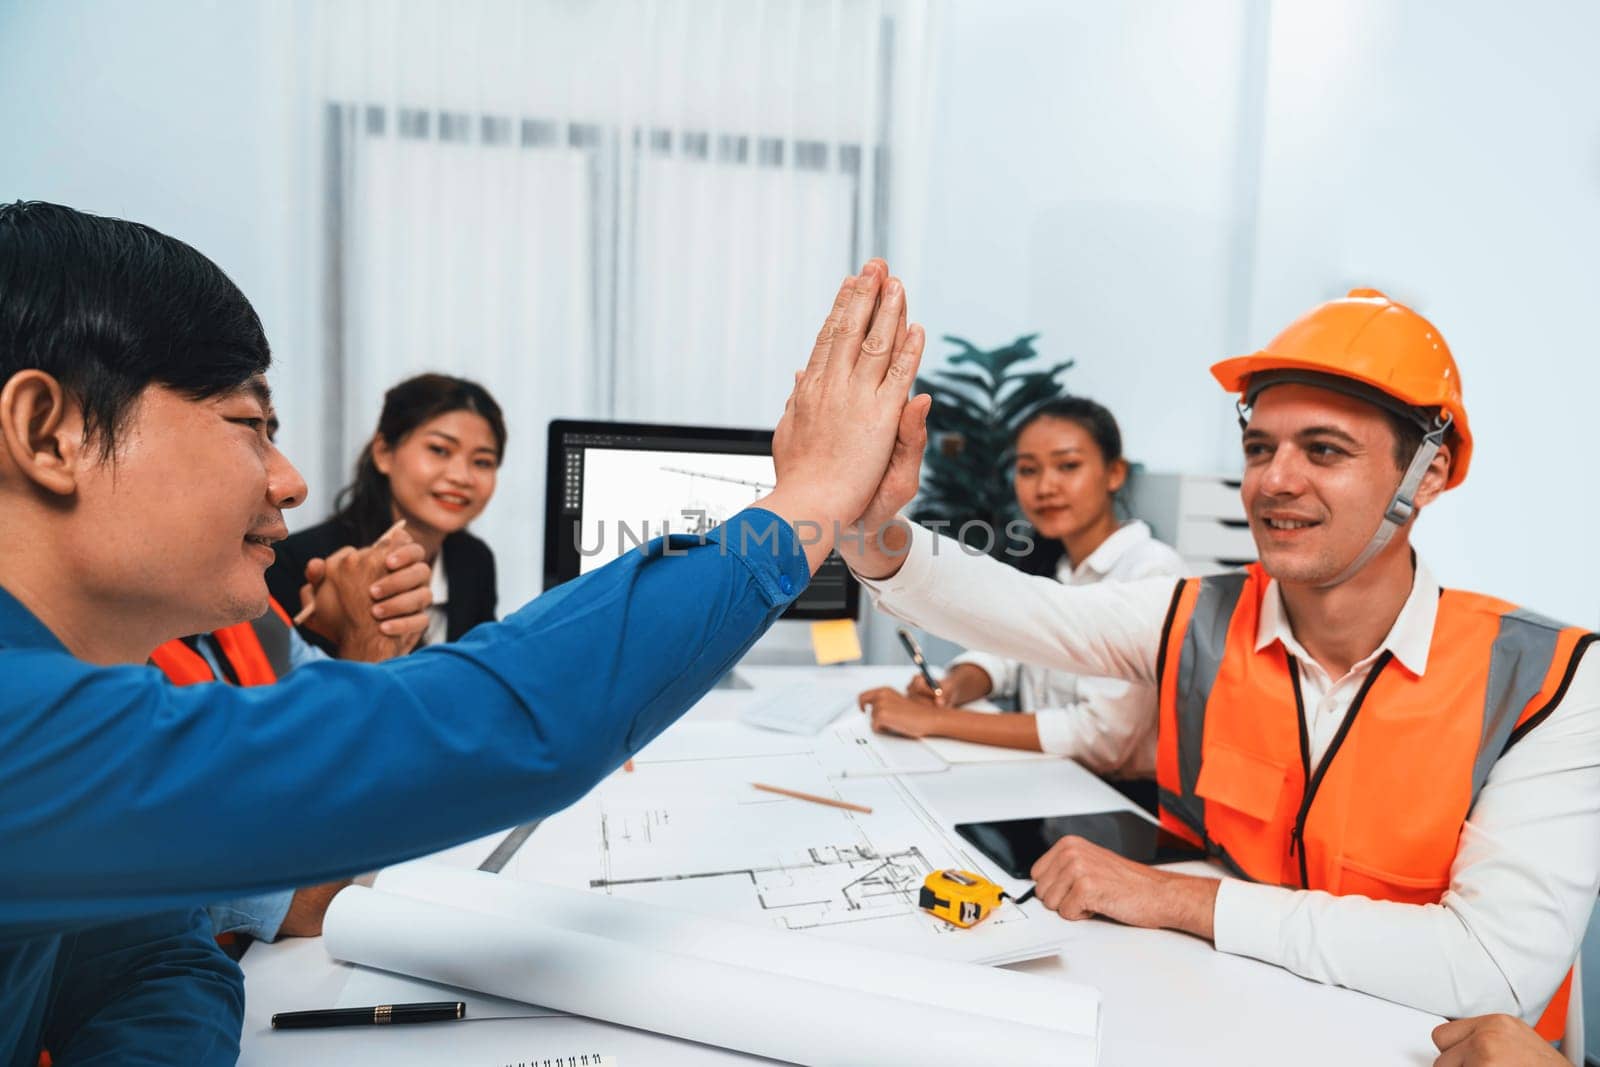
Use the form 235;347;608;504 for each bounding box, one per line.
498;1056;616;1067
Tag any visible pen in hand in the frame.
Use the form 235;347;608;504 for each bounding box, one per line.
896;627;943;702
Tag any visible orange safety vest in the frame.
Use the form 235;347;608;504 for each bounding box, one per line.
149;599;296;688
1155;564;1597;1040
146;600;298;959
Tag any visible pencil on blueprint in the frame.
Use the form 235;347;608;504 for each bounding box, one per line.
751;782;872;814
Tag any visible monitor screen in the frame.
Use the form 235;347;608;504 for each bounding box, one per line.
544;419;859;621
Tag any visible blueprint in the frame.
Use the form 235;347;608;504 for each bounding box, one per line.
504;721;1063;965
324;870;1099;1066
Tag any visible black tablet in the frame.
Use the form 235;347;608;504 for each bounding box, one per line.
954;809;1207;879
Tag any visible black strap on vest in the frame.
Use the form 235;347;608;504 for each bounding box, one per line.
179;634;241;686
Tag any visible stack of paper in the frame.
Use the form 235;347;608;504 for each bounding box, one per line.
323;866;1100;1066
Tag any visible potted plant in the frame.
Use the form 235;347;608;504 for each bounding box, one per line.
910;333;1074;561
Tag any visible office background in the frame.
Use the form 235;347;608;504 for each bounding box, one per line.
4;0;1599;1047
4;0;1596;630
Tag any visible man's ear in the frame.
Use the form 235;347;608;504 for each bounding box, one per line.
369;432;394;476
1412;442;1452;510
0;370;84;496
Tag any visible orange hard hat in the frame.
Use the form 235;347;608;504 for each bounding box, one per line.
1211;289;1472;488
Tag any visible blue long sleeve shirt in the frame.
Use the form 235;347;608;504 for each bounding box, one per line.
30;908;244;1066
0;509;808;1065
202;629;329;945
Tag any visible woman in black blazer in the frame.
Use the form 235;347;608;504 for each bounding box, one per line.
268;373;506;652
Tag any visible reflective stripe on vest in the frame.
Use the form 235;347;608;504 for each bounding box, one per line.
1154;563;1598;1039
1165;571;1249;842
149;599;296;687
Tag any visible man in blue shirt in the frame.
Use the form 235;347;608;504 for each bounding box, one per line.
194;554;430;945
0;201;931;1064
155;519;439;947
197;622;342;945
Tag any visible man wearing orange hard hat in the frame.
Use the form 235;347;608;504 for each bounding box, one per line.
837;289;1600;1048
1210;287;1472;584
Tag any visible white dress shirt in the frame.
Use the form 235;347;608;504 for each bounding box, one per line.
948;520;1184;776
423;553;450;648
857;521;1600;1024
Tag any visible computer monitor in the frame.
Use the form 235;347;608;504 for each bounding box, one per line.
544;419;860;621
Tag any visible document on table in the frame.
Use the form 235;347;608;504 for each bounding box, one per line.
322;868;1100;1066
507;720;1061;966
920;733;1060;764
909;701;1061;764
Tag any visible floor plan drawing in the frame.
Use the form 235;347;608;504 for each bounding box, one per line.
503;721;1059;964
590;841;938;933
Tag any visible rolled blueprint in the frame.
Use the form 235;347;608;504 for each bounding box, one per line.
324;877;1099;1066
376;864;1098;1038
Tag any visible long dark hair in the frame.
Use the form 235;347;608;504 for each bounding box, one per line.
332;373;508;545
1011;397;1125;577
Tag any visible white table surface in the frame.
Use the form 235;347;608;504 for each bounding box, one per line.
238;664;1443;1066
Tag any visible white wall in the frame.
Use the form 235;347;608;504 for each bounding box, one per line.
1249;0;1600;625
4;0;1598;632
914;0;1256;480
872;0;1261;665
915;0;1600;628
0;0;324;504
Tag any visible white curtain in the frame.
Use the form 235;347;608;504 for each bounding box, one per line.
309;0;937;607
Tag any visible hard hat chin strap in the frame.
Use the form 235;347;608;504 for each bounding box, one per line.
1317;412;1452;589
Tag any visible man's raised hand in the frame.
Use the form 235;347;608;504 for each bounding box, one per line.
759;260;930;572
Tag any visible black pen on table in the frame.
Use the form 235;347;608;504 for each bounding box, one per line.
271;1001;464;1029
895;627;943;701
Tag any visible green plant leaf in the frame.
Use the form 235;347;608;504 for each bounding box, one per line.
916;330;1075;562
940;335;984;358
998;377;1070;423
927;396;990;429
985;334;1043;379
926;370;1001;397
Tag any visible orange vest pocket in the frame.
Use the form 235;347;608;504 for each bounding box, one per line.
1336;854;1450;906
1195;741;1290;823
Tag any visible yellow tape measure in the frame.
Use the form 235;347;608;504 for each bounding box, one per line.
917;869;1025;928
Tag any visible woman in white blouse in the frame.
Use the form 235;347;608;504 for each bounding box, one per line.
856;397;1183;780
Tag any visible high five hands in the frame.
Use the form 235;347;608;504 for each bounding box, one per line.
759;260;933;573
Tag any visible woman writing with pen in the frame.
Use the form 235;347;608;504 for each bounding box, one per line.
856;398;1183;789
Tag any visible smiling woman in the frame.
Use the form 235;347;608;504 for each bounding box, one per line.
266;373;506;652
855;397;1184;785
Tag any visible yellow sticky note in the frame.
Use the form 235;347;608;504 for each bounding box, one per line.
810;619;863;665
